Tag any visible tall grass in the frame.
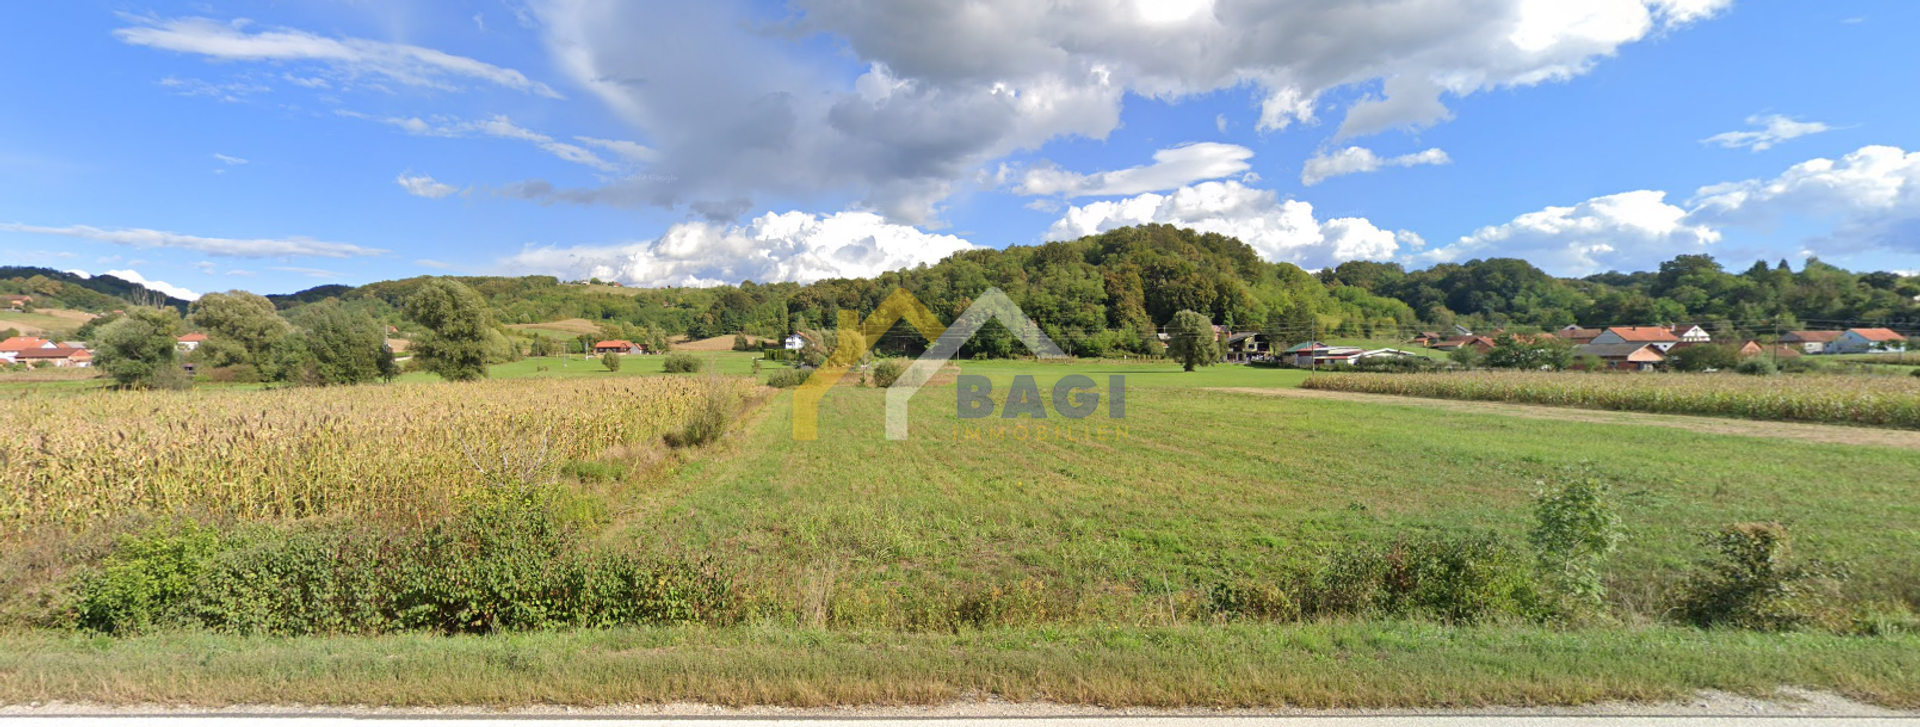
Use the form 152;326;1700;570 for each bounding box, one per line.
0;376;754;531
1301;371;1920;428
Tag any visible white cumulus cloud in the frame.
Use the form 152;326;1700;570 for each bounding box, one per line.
115;15;562;98
1301;146;1451;186
1689;144;1920;251
1015;142;1254;198
500;210;976;287
0;223;385;259
104;269;200;301
1427;190;1721;274
396;173;462;199
1703;114;1832;152
1044;180;1414;268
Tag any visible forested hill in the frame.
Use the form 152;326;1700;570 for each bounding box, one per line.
260;224;1920;355
0;267;192;312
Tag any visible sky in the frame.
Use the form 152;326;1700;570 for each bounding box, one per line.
2;0;1918;301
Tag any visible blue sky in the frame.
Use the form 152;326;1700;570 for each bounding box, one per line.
2;0;1917;300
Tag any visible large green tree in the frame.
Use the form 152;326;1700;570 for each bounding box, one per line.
280;301;390;386
403;279;497;381
94;306;187;389
1165;309;1218;372
1485;334;1575;371
189;290;292;371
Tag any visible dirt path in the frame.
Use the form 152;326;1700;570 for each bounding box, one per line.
1211;387;1920;450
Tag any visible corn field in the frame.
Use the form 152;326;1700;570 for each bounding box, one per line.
0;377;749;532
1302;371;1920;429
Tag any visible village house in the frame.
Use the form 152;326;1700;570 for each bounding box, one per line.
1575;342;1666;371
1222;332;1264;361
1553;326;1603;345
1737;340;1802;359
2;295;30;311
1588;326;1681;352
1828;328;1909;354
1780;330;1844;355
0;336;56;363
593;339;642;355
1410;331;1443;347
1670;324;1712;343
1431;335;1497;353
13;347;91;370
784;333;806;351
176;333;208;351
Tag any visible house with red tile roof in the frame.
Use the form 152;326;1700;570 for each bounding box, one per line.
1;294;30;311
0;336;55;363
1780;330;1844;354
13;346;91;368
1553;325;1602;344
176;333;209;351
1589;326;1681;351
1829;328;1908;354
1574;342;1667;371
593;339;641;354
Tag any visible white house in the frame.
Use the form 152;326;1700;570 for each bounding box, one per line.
1588;326;1681;352
1780;330;1843;354
176;333;208;351
1670;324;1712;343
783;334;806;351
1828;328;1908;354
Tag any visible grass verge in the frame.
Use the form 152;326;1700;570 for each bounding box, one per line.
0;623;1914;709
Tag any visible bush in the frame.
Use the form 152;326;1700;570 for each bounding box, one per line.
766;367;809;388
1676;522;1847;631
1210;532;1541;624
1733;357;1778;376
663;374;736;448
1668;344;1743;372
662;353;703;374
1529;474;1623;616
1912;368;1920;378
870;358;908;388
599;352;621;372
1778;357;1827;374
62;490;734;636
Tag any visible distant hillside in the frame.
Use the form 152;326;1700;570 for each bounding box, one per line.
0;267;191;313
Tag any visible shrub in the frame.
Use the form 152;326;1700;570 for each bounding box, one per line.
1528;474;1624;616
1912;368;1920;378
1778;357;1827;374
1210;532;1541;624
766;367;809;388
664;373;736;448
870;358;908;388
599;352;621;372
731;333;754;351
1733;357;1778;376
61;490;735;636
662;353;703;374
1675;522;1847;631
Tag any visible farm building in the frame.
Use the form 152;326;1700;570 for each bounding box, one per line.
12;346;91;368
1780;330;1844;354
1553;326;1602;344
1589;327;1681;351
176;333;208;351
593;340;642;354
1410;331;1444;347
1828;328;1908;354
2;295;29;311
1574;342;1666;371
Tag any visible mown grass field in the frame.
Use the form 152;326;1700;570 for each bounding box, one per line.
614;364;1920;626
